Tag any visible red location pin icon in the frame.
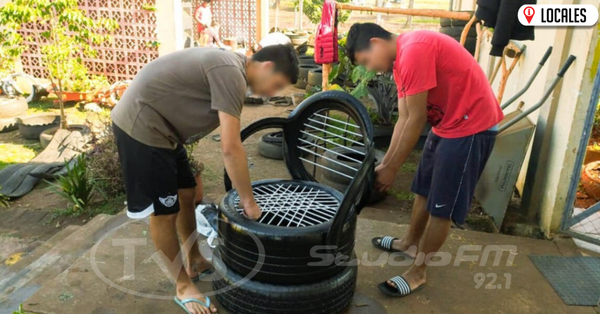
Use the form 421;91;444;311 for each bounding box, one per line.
523;6;535;23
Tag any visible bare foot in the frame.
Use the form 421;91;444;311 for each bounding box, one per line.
389;238;418;259
387;267;427;291
177;282;217;314
186;257;212;279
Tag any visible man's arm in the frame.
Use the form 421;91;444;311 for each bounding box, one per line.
380;96;408;167
375;91;428;192
219;111;261;219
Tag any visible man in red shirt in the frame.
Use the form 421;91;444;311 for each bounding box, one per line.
346;23;503;297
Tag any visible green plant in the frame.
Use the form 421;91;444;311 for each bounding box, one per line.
141;3;157;11
366;72;398;126
0;190;9;207
294;0;351;24
185;143;205;176
0;0;118;129
328;36;376;99
13;304;33;314
49;154;97;211
87;118;126;197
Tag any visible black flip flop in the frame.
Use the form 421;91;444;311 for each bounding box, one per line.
378;276;425;298
371;236;415;259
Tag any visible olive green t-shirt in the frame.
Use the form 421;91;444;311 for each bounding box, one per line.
111;48;248;149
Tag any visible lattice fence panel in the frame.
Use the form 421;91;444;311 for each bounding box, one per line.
19;0;159;83
192;0;257;48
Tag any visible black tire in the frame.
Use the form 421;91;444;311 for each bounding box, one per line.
218;179;356;285
307;68;323;86
440;11;473;27
0;117;18;133
319;174;386;205
296;65;320;89
0;97;28;119
451;36;476;55
440;25;476;38
213;252;357;314
321;147;385;185
298;54;316;65
39;124;91;149
258;132;284;160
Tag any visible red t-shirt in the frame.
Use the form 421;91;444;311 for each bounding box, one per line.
393;30;503;138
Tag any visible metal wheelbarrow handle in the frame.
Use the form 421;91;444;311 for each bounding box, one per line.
501;46;553;110
498;54;577;133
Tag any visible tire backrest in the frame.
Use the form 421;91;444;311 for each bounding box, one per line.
326;142;375;247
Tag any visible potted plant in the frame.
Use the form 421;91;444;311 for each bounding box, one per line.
185;143;206;205
0;0;118;129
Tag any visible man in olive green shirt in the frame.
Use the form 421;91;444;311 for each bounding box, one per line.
111;45;299;314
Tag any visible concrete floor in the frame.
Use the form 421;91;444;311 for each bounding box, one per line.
23;217;597;314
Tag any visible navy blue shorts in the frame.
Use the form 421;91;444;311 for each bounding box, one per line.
411;130;497;226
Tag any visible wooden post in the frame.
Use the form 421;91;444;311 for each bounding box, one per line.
322;63;333;91
334;3;472;20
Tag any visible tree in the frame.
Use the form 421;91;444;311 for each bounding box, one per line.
0;0;118;129
294;0;352;25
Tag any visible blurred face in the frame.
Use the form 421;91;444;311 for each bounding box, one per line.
249;62;291;97
353;38;394;73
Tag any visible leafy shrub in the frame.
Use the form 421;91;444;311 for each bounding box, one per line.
49;154;97;211
185;142;205;176
0;190;9;207
87;119;126;197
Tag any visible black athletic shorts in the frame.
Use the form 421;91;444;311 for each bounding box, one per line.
113;123;196;218
411;129;497;226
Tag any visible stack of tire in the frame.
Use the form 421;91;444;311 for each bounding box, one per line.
0;97;28;133
439;11;476;56
296;54;323;92
215;180;358;314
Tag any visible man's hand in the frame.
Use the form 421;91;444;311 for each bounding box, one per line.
219;111;261;220
240;199;262;220
375;164;398;192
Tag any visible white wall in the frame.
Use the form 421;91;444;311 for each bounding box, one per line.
476;0;600;234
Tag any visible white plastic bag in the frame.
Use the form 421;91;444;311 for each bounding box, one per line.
195;204;218;248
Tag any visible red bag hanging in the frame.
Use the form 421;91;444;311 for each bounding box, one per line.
314;0;338;64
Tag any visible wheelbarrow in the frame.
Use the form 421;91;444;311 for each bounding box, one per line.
474;51;576;229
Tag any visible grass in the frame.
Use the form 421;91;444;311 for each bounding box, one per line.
13;304;34;314
389;188;415;201
400;162;417;172
0;143;42;170
47;194;126;222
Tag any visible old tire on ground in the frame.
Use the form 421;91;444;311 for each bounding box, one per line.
0;97;28;119
440;25;476;38
296;65;320;89
218;179;356;285
307;68;323;87
0;117;18;133
298;54;316;65
16;114;61;140
39;124;91;149
439;11;473;27
258;131;284;160
213;251;357;314
321;147;385;185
